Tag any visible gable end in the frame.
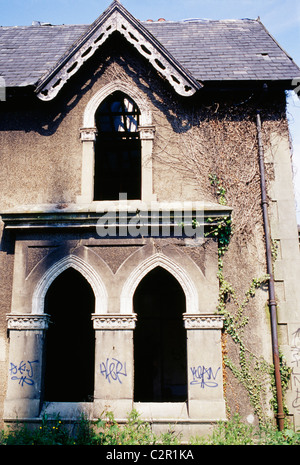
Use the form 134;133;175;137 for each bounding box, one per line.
35;1;202;101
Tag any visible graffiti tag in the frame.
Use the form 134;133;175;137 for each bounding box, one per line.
291;328;300;412
190;365;220;388
100;358;127;384
9;360;39;387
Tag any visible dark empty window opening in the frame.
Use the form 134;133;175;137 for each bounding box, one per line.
44;268;95;402
94;91;141;201
133;267;187;402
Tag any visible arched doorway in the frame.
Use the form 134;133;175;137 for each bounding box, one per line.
43;268;95;402
133;267;187;402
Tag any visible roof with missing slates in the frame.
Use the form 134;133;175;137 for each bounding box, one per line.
0;15;299;89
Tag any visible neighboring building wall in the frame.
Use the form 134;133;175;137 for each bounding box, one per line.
265;119;300;430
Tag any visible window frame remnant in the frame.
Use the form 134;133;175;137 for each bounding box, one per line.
94;91;142;201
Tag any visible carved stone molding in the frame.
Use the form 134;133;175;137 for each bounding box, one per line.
92;313;137;330
83;80;153;128
120;253;198;315
183;314;224;329
80;127;98;142
7;314;50;330
138;125;156;140
32;254;108;315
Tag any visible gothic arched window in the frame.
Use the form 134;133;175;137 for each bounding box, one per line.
44;268;95;402
94;91;141;201
133;267;187;402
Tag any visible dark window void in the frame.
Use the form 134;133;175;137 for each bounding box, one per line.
44;268;95;402
94;91;141;201
133;267;187;402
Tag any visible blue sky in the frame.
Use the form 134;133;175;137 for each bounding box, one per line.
1;0;300;219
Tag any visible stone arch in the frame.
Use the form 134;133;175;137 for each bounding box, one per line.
32;254;108;315
133;266;188;402
120;253;199;315
43;267;96;402
83;80;152;128
79;80;155;204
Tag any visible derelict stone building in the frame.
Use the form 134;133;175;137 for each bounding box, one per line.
0;1;300;437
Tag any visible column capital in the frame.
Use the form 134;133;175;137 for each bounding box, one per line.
92;313;137;330
7;314;50;331
183;314;224;329
80;127;98;142
138;125;156;140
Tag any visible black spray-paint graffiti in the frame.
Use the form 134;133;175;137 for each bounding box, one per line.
190;365;220;388
100;358;127;384
9;360;39;387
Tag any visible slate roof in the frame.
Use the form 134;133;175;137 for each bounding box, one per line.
0;24;89;87
144;19;300;82
0;14;299;89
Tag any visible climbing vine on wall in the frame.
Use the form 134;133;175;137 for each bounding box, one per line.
150;90;291;425
205;205;271;423
205;177;291;426
217;261;271;423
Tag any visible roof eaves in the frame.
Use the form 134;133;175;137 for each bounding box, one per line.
35;1;202;101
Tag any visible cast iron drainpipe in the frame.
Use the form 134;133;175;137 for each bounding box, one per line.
256;110;285;431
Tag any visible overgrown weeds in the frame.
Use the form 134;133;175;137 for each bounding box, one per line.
190;413;300;445
0;413;74;445
1;410;299;445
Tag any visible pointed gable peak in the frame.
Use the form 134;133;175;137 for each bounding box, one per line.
36;1;202;101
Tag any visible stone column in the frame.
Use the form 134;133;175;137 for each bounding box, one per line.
4;314;50;419
92;314;137;419
183;314;227;421
77;127;97;204
139;125;156;203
